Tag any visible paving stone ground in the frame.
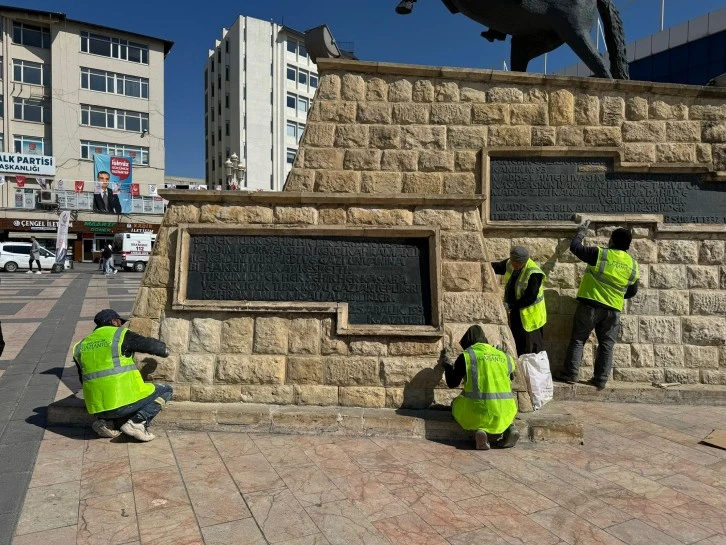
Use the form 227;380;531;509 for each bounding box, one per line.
3;265;726;545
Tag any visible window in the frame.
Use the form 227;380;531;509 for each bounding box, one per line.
218;74;221;90
218;128;221;141
12;22;50;49
80;105;149;133
286;94;296;109
225;121;230;136
287;39;297;54
80;31;149;64
211;133;214;146
80;67;148;98
287;66;296;82
217;50;221;63
13;97;50;123
14;135;51;156
80;140;149;165
298;44;308;59
225;65;229;81
310;74;318;89
225;94;229;108
0;134;3;152
297;97;308;116
287;122;296;139
298;70;307;86
225;40;229;53
217;101;221;115
0;96;4;117
204;68;208;88
286;149;296;164
13;59;50;86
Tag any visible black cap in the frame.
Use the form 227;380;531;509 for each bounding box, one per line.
94;309;126;327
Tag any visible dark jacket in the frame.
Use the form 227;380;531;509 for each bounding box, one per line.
491;259;544;311
73;327;169;383
102;247;112;260
93;190;122;214
443;325;514;388
570;232;638;310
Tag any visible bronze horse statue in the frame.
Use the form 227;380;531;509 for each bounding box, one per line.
396;0;629;79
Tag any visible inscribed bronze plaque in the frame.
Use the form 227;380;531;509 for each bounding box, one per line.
186;235;432;326
490;157;726;223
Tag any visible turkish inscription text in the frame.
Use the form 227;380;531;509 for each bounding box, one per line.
490;158;726;223
186;235;432;326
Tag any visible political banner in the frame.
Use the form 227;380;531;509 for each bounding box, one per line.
75;180;85;193
131;183;140;196
55;210;71;267
16;176;26;188
94;154;133;213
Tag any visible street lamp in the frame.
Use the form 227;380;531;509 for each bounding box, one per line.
224;153;246;190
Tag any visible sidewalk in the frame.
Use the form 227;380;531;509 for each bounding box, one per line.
11;401;726;545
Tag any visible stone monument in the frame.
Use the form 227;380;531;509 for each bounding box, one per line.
131;60;726;417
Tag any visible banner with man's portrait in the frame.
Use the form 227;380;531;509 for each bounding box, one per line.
94;154;133;213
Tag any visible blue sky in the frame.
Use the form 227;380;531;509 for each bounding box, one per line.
13;0;726;179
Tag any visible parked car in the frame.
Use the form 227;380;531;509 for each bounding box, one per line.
0;242;71;272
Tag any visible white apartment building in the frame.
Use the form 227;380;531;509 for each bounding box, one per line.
0;5;173;262
205;16;318;190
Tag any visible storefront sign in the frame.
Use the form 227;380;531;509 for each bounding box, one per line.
82;221;116;234
0;153;56;176
6;219;74;231
125;222;157;233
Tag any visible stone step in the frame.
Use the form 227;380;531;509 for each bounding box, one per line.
47;395;583;444
553;380;726;405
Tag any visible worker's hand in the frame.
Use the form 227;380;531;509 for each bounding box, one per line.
161;346;170;358
577;219;591;233
438;347;456;368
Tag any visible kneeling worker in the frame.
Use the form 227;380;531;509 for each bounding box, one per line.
440;325;520;450
74;309;172;442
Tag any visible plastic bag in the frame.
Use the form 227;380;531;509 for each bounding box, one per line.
519;351;553;410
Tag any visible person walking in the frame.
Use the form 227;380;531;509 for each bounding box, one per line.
73;309;172;441
492;246;547;356
27;236;42;274
439;325;520;450
102;244;117;276
556;220;639;389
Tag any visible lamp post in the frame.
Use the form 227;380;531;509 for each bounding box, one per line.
224;153;246;190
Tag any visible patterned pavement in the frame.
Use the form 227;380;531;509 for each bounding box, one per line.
2;266;726;544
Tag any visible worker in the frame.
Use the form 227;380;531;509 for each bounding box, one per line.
491;246;547;356
73;309;172;442
440;325;520;450
556;220;639;389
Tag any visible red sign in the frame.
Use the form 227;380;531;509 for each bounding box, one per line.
75;180;85;193
16;176;26;187
130;183;140;196
110;157;131;181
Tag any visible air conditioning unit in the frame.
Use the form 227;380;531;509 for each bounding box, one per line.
39;191;55;204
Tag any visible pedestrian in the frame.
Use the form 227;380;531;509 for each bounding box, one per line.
491;246;547;356
102;244;117;276
73;309;173;441
556;220;639;389
439;325;520;450
27;236;42;274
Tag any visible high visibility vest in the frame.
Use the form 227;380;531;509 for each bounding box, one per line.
503;258;547;332
577;247;639;311
451;343;517;434
73;326;154;414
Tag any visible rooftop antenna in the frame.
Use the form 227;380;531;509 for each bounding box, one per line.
660;0;665;31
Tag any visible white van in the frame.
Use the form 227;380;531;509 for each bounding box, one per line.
113;232;157;272
0;242;71;272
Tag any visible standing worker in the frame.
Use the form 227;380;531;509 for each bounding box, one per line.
73;309;172;441
556;219;639;389
492;246;547;356
440;325;520;450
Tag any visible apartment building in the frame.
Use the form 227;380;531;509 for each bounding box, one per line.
0;5;173;261
205;16;318;190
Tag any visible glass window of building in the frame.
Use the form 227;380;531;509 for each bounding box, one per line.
310;74;318;89
81;140;149;165
13;97;50;123
12;22;51;49
287;66;296;82
286;149;296;164
297;97;308;116
298;44;308;59
13;59;50;86
287;122;296;140
14;135;51;156
225;121;230;136
0;134;3;152
80;31;149;64
80;67;149;99
82;105;149;133
298;70;307;86
287;39;297;54
287;94;296;109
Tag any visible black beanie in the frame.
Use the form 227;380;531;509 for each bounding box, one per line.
611;228;632;251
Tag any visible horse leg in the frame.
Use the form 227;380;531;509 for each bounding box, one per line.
557;27;612;78
510;33;563;72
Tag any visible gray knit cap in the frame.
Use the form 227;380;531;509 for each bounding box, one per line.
510;246;529;263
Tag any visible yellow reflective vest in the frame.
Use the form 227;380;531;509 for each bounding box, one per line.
73;326;154;414
577;247;639;311
451;343;518;434
503;258;547;332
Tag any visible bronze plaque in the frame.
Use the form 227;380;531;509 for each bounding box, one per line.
490;157;726;223
186;234;432;326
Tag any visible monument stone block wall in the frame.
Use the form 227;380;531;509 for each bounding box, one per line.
132;60;726;409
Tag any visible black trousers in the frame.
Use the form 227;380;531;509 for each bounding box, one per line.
509;310;545;356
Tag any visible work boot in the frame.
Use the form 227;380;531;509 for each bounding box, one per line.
92;418;121;439
120;420;155;442
553;374;576;384
586;378;606;391
395;0;415;15
496;425;520;449
475;430;491;450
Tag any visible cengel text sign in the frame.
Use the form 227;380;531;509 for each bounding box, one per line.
0;153;56;176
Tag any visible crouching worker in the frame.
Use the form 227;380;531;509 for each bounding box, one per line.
439;325;520;450
74;309;172;442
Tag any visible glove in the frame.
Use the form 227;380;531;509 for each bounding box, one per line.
438;347;457;368
577;219;591;233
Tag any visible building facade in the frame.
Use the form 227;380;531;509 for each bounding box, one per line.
205;16;318;191
558;7;726;85
0;6;173;261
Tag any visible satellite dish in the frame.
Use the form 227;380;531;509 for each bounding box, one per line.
304;25;342;63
